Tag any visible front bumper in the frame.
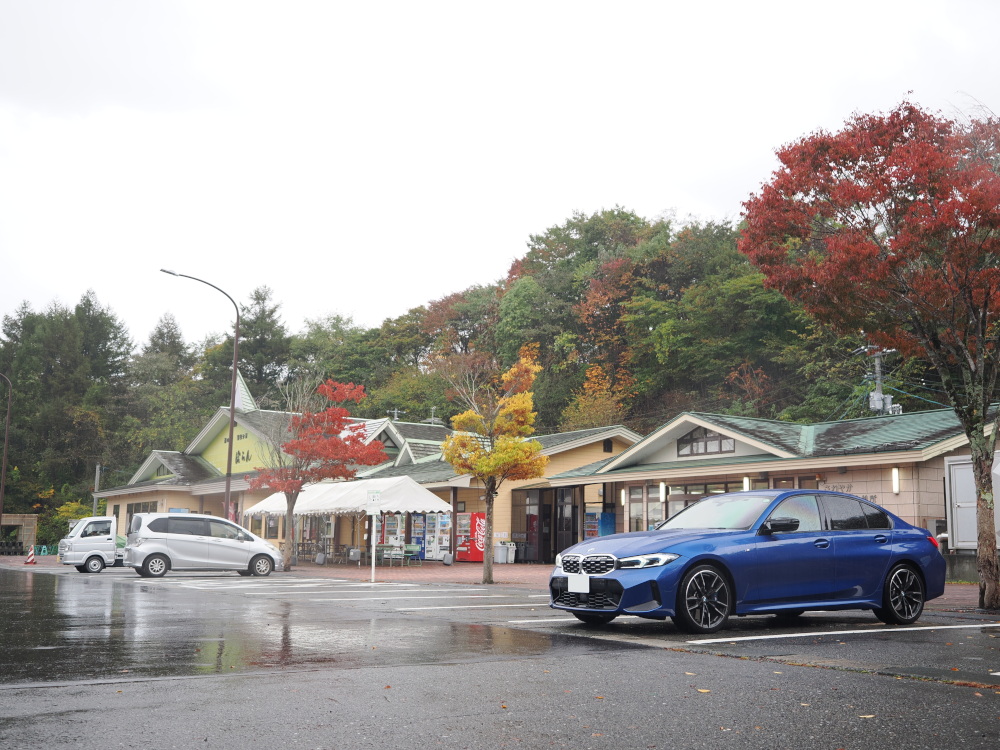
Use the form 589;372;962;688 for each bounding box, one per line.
549;566;681;619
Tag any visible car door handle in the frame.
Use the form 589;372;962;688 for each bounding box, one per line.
874;534;888;544
814;539;830;549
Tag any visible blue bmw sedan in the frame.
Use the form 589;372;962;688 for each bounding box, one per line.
549;490;946;634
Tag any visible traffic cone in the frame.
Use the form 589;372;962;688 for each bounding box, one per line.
24;546;36;565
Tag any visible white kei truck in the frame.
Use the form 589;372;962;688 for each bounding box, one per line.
57;516;125;573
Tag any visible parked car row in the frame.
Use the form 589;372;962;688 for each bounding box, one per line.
58;513;282;577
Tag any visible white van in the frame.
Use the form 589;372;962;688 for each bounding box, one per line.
58;516;123;573
124;513;282;577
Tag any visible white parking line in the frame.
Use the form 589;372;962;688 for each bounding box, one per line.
397;604;544;610
311;594;514;602
688;622;1000;645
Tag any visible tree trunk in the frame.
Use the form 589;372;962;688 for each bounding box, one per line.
482;482;496;585
968;434;1000;609
283;491;299;572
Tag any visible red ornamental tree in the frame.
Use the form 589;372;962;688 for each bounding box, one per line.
249;380;387;570
739;102;1000;609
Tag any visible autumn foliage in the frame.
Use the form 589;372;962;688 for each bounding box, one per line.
441;345;548;583
249;380;386;497
739;102;1000;358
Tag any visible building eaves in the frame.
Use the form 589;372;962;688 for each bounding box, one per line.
364;459;460;484
534;425;641;452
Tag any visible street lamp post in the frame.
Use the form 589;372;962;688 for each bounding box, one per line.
0;372;11;529
161;270;241;516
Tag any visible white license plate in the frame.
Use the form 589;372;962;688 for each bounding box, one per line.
568;573;590;593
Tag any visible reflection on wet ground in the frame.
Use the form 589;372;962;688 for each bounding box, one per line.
0;569;619;686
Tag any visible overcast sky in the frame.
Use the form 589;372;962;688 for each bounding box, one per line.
1;0;998;348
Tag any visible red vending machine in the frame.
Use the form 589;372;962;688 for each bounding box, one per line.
455;512;486;562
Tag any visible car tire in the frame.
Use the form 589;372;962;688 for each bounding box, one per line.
250;555;273;577
84;556;105;574
671;564;733;634
874;564;925;625
75;565;88;573
572;612;618;625
142;554;169;578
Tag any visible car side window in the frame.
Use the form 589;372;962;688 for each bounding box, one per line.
147;518;168;533
862;503;892;529
209;521;240;540
83;521;110;537
769;495;822;532
821;495;868;530
168;518;209;536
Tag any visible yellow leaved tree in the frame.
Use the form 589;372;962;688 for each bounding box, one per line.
440;345;549;584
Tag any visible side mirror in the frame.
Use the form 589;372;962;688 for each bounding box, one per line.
760;517;800;534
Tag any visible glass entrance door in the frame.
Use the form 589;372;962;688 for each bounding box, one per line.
554;489;578;560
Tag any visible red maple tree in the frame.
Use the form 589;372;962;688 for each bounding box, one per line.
249;380;387;569
739;102;1000;608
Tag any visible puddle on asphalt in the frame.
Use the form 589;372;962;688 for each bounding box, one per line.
0;568;600;685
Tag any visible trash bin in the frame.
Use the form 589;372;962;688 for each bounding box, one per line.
493;544;509;564
348;548;362;562
502;542;517;563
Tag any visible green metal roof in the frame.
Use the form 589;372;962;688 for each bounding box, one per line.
551;408;970;482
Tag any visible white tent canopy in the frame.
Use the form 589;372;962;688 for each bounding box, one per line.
244;476;453;517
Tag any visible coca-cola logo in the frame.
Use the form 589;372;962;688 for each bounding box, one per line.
473;517;487;552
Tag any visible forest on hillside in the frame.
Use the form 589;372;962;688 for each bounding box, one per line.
0;207;944;534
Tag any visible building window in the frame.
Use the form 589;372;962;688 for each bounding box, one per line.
125;500;157;528
603;439;613;453
677;427;735;456
628;486;645;532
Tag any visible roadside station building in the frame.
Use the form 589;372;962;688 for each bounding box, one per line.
94;375;997;574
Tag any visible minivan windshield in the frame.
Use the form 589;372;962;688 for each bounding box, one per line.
658;494;774;530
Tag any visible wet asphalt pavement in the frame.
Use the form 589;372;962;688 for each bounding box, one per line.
2;557;1000;748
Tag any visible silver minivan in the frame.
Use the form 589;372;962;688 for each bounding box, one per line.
124;513;283;577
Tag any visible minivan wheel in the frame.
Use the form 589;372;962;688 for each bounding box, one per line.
142;554;169;578
250;555;273;577
84;556;105;574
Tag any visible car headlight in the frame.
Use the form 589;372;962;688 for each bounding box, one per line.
555;553;563;567
617;553;680;569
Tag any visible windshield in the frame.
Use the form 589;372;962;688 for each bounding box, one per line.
658;494;775;530
66;519;112;539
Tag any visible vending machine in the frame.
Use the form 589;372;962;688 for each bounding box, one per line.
409;514;426;559
423;512;451;560
455;512;486;562
380;513;405;546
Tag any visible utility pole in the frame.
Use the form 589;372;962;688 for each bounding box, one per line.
92;464;101;515
855;345;900;415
